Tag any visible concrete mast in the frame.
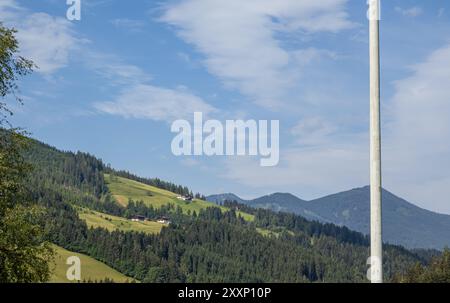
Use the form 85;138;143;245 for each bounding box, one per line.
369;0;383;283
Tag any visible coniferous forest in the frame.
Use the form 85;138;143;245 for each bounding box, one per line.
13;136;441;283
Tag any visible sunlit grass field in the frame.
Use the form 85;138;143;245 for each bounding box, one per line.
104;173;254;221
50;245;133;283
256;228;280;238
78;208;164;234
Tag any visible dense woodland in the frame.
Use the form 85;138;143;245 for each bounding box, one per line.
19;137;438;283
393;250;450;283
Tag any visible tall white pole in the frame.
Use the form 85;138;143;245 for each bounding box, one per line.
369;0;383;283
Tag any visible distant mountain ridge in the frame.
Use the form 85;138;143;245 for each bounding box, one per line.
206;193;247;205
207;187;450;250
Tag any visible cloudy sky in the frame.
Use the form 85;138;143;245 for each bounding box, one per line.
2;0;450;214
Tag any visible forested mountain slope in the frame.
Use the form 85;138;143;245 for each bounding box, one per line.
22;136;431;282
208;188;450;249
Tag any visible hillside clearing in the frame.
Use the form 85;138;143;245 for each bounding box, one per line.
50;245;133;283
105;174;254;221
78;208;164;234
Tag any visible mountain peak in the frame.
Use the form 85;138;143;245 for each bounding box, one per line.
206;193;246;204
208;186;450;249
266;192;305;200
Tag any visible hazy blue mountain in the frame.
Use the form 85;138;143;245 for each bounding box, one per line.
206;193;247;205
247;193;310;214
207;186;450;250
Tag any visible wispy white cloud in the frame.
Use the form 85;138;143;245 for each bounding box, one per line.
383;44;450;214
0;0;216;124
87;51;216;123
395;6;423;18
177;51;200;69
291;116;337;146
0;0;21;20
0;0;80;74
95;84;217;123
83;51;152;85
292;48;339;67
111;18;146;32
222;137;368;199
17;13;80;74
160;0;353;108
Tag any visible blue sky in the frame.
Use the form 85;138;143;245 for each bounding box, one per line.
1;0;450;214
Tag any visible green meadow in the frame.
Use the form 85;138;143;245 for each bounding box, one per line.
50;245;133;283
78;208;164;234
104;174;254;221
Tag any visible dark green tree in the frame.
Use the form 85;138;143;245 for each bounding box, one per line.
0;23;53;283
394;249;450;283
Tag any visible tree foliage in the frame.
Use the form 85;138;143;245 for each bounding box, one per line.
394;249;450;283
0;23;53;283
0;23;34;126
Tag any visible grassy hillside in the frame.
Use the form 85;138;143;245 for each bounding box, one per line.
256;228;280;238
50;245;133;283
78;208;164;234
105;173;254;221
